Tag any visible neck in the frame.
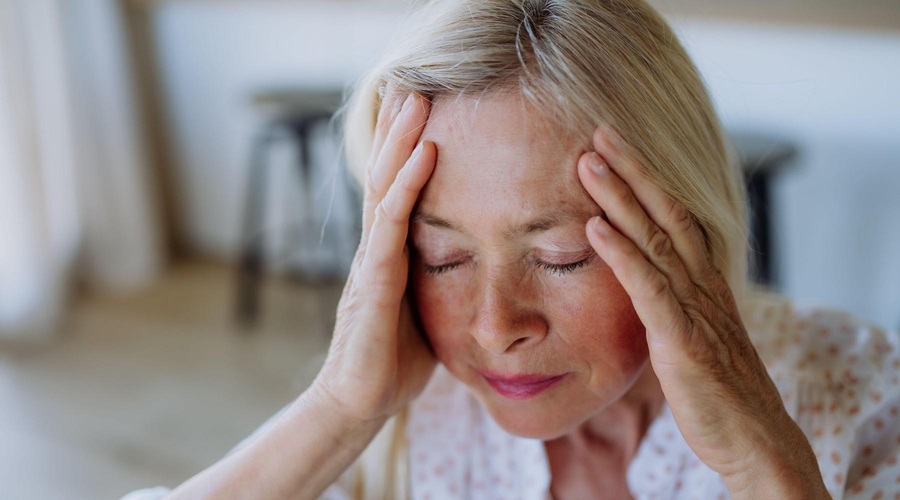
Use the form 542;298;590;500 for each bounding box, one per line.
574;364;666;461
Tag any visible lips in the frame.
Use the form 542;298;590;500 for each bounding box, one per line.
481;372;568;400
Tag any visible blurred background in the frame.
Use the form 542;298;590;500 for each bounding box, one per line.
0;0;898;498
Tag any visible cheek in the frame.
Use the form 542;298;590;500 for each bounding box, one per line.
598;298;648;369
553;270;648;371
415;265;647;373
411;271;468;363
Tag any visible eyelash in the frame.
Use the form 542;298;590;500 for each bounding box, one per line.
423;262;462;276
423;255;594;277
535;255;594;277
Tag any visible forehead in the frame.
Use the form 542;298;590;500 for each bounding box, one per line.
418;93;593;219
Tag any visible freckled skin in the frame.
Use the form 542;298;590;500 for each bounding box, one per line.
410;93;651;440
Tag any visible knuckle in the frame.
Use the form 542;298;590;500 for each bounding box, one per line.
373;199;399;227
643;267;669;300
377;196;410;227
684;279;704;304
668;198;694;233
646;225;673;259
612;184;636;208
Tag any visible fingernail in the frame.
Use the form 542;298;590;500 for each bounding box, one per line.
591;216;609;235
589;153;606;175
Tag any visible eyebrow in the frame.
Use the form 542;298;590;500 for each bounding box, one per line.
411;207;595;239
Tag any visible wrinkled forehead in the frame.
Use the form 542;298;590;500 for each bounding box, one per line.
417;93;592;214
422;94;590;195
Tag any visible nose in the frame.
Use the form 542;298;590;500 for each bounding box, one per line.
469;272;547;355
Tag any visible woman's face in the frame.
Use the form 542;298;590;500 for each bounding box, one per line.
410;93;650;440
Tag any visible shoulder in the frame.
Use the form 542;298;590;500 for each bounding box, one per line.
742;291;900;497
743;290;899;385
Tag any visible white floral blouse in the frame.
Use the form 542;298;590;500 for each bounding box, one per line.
125;295;900;499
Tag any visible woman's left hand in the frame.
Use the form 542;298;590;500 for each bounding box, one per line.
576;124;829;499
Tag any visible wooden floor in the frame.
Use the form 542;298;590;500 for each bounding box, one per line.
0;261;342;499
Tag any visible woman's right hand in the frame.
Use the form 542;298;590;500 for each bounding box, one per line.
163;94;436;500
310;92;437;424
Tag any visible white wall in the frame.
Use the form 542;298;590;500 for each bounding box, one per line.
150;2;409;271
151;4;900;329
675;21;900;330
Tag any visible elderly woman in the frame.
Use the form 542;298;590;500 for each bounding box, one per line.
126;0;900;498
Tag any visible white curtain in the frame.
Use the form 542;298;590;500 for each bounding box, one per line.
0;0;164;339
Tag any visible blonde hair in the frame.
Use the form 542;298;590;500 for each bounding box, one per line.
339;0;755;496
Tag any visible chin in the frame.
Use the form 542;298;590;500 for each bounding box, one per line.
474;394;595;440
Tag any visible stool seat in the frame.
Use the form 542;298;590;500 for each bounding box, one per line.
251;87;344;120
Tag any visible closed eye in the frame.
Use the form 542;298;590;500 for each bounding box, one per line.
535;254;595;277
423;261;463;276
423;254;596;277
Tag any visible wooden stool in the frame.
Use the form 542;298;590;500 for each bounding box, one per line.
236;88;358;326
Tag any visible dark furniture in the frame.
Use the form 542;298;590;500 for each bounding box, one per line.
731;131;798;287
236;88;351;326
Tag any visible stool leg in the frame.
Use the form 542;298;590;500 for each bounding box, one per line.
746;171;774;287
290;120;320;282
236;129;273;327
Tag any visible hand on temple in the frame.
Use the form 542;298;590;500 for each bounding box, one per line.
577;123;830;498
312;92;438;424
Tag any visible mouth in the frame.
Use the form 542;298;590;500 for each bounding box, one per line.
480;372;568;400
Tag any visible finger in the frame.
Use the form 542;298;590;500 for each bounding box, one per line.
369;94;430;199
578;151;698;304
363;94;431;236
585;215;690;340
358;92;400;249
370;83;404;166
364;140;437;306
591;124;713;284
